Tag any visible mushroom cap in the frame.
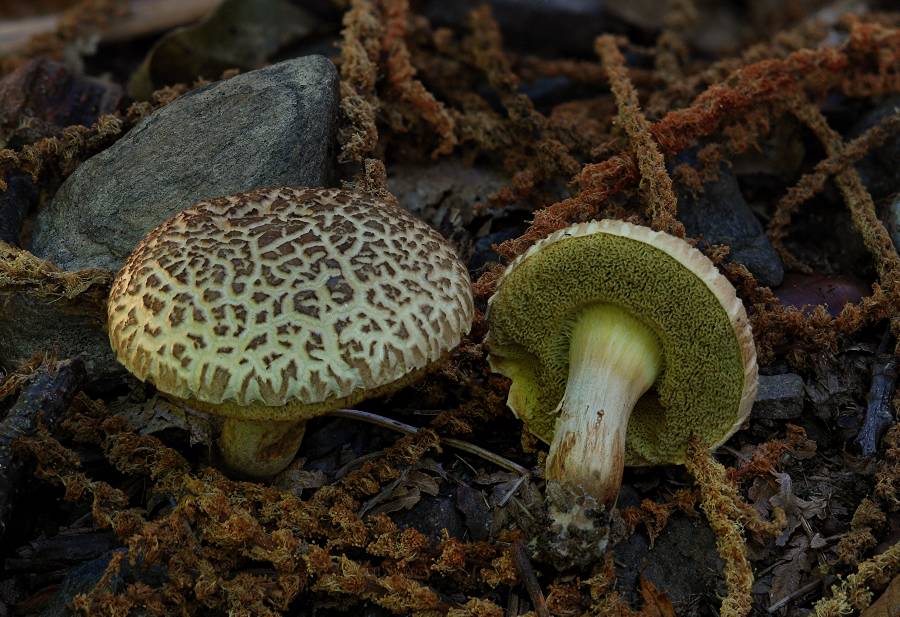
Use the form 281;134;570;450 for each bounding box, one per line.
486;219;757;466
107;186;474;421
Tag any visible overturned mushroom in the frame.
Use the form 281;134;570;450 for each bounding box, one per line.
107;186;474;478
486;219;757;506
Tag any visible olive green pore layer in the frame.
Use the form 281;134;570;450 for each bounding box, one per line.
487;233;745;466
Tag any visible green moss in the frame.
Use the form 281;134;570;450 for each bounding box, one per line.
487;232;745;466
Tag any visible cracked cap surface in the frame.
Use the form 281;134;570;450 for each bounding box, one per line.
107;187;474;421
486;219;757;466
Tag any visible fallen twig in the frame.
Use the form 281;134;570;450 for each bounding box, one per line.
510;539;550;617
0;0;222;56
857;331;898;457
767;577;824;613
327;408;532;477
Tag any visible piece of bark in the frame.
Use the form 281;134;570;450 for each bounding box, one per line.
5;528;118;573
0;0;222;56
511;539;550;617
856;353;898;457
0;57;122;146
0;358;85;541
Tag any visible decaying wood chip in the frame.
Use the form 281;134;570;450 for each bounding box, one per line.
0;357;85;540
0;0;222;56
856;332;898;457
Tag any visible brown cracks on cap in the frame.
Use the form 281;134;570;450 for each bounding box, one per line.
107;187;474;414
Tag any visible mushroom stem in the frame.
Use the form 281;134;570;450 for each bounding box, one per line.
219;418;306;479
545;304;661;505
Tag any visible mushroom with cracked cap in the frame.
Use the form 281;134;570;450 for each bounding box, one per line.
486;219;757;507
107;186;474;478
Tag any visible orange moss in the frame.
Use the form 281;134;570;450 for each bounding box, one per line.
382;0;457;157
620;489;698;547
685;438;754;617
596;35;684;237
767;109;900;266
731;424;812;482
336;0;383;164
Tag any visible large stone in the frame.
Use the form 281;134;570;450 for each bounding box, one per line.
127;0;320;100
852;96;900;202
676;163;785;287
30;55;339;273
4;56;337;378
0;294;117;377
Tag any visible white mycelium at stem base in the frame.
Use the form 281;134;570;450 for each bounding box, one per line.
545;304;662;506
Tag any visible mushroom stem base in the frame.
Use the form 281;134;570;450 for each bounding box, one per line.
545;303;661;505
219;418;306;478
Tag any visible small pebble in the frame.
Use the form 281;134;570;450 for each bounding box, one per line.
752;373;805;420
775;273;869;317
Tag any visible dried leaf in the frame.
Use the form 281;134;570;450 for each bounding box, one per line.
369;485;422;516
407;470;440;496
768;472;828;546
770;535;815;606
115;396;213;447
639;576;677;617
274;458;328;496
127;0;318;99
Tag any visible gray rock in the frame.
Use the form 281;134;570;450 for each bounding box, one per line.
38;554;112;617
455;484;492;541
393;494;466;541
0;173;37;245
852;96;900;202
127;0;320;100
677;164;785;287
752;373;805;420
388;158;506;237
30;55;338;273
38;549;167;617
0;293;122;376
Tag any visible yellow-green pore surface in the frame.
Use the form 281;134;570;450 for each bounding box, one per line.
487;229;747;466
